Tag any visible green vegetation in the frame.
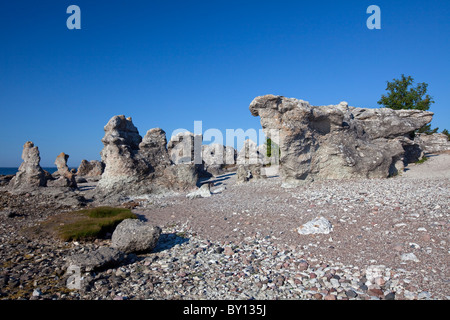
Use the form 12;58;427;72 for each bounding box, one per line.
377;74;434;111
378;74;448;136
415;156;428;165
58;207;137;241
442;129;450;141
265;138;281;158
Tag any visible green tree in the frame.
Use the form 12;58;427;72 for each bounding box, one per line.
377;74;434;111
377;74;444;135
265;138;280;158
442;129;450;141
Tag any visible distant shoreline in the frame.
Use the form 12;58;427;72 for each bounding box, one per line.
0;167;76;176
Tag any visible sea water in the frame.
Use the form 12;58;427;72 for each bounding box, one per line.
0;167;76;175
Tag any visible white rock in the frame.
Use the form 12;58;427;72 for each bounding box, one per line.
32;289;42;297
297;217;333;235
409;242;420;249
186;183;212;199
401;253;420;262
330;278;340;287
418;291;432;300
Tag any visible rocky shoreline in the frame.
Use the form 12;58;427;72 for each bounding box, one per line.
0;154;448;300
0;95;449;301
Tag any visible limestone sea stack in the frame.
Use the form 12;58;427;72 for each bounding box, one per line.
249;95;434;185
48;152;77;188
201;143;237;176
96;115;200;199
9;141;47;190
167;131;211;178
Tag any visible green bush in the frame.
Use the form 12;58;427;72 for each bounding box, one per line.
442;129;450;141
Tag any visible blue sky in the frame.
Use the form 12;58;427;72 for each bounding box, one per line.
1;0;449;167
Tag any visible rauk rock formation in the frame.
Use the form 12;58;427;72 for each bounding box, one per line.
77;160;105;177
201;144;237;176
9;141;47;190
48;152;77;188
249;95;434;185
96;115;200;199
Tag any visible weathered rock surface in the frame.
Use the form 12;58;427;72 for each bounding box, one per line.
77;160;105;177
111;219;162;254
237;139;265;165
9;141;47;190
167;131;211;178
415;133;450;153
167;131;202;165
202;144;237;176
0;175;15;187
186;183;212;199
48;153;77;188
297;216;333;235
139;128;172;169
96;116;200;199
235;140;268;183
249;95;434;184
236;164;265;184
65;247;124;272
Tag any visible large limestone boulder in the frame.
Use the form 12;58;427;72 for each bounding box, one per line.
9;141;47;190
111;219;161;254
249;95;433;185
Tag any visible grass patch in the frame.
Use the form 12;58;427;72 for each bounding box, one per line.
28;206;138;242
415;156;428;164
58;207;137;241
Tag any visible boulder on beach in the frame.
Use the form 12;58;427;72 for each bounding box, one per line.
111;219;162;254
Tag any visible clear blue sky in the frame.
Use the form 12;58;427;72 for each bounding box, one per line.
1;0;449;167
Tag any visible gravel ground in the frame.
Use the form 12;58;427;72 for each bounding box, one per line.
0;153;448;300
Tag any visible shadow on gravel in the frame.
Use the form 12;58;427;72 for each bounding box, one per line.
152;232;190;253
200;173;236;185
78;185;96;191
135;214;148;222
